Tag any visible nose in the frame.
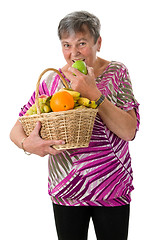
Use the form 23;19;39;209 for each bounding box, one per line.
72;46;80;57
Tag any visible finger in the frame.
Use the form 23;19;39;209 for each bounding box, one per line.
48;146;64;155
47;142;65;155
31;121;41;135
64;70;77;83
87;66;94;77
45;139;65;146
68;67;85;76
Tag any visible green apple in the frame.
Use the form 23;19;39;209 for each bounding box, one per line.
72;60;87;75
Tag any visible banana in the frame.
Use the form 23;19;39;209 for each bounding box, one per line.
89;101;97;109
43;105;52;113
74;105;87;110
73;100;79;108
59;88;81;100
59;88;97;109
77;97;91;107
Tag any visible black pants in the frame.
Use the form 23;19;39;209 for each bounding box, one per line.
53;203;130;240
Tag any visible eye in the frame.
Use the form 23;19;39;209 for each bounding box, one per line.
79;42;86;47
63;43;70;49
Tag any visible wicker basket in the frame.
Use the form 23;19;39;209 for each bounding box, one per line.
19;68;98;150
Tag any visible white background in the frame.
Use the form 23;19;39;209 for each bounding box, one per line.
1;0;160;239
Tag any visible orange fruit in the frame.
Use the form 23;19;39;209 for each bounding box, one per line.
50;91;74;112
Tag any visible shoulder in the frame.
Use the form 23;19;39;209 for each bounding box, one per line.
101;61;131;93
108;61;128;73
44;70;64;95
99;61;128;81
107;61;130;86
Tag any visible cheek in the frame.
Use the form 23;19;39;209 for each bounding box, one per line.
82;47;91;56
62;50;70;60
84;49;97;65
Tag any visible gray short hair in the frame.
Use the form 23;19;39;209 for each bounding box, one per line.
58;11;101;44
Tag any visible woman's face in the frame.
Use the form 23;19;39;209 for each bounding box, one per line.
60;26;101;68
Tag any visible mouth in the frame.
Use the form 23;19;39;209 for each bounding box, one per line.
72;59;85;63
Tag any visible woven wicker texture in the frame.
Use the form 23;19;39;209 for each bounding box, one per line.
19;68;98;150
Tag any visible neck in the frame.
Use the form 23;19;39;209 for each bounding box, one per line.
93;57;110;78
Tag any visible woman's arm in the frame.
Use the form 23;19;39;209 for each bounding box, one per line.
65;66;137;141
10;120;65;157
97;99;137;141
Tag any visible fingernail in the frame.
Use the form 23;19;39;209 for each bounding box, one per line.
61;141;65;144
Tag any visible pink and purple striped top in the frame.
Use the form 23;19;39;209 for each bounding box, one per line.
19;61;140;207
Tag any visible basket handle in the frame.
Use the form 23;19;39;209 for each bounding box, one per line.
35;68;69;114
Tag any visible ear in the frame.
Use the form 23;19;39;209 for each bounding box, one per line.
97;36;102;52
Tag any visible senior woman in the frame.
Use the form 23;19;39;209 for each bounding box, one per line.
10;11;140;240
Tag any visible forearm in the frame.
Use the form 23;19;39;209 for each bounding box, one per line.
10;120;65;157
98;98;137;141
66;65;137;141
10;120;27;149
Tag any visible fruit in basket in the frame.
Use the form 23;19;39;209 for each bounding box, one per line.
25;97;52;115
50;91;74;112
89;101;97;109
25;90;98;115
39;103;52;113
39;94;48;99
25;104;37;115
45;96;52;106
77;97;91;107
72;60;88;75
59;88;98;109
59;88;80;100
43;105;51;113
74;105;86;109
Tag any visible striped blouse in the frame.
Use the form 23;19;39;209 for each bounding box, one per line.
19;61;140;207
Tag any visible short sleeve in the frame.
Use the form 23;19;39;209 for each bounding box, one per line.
116;65;140;132
19;73;62;117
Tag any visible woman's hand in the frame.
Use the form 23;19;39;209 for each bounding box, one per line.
65;66;101;100
22;121;65;157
